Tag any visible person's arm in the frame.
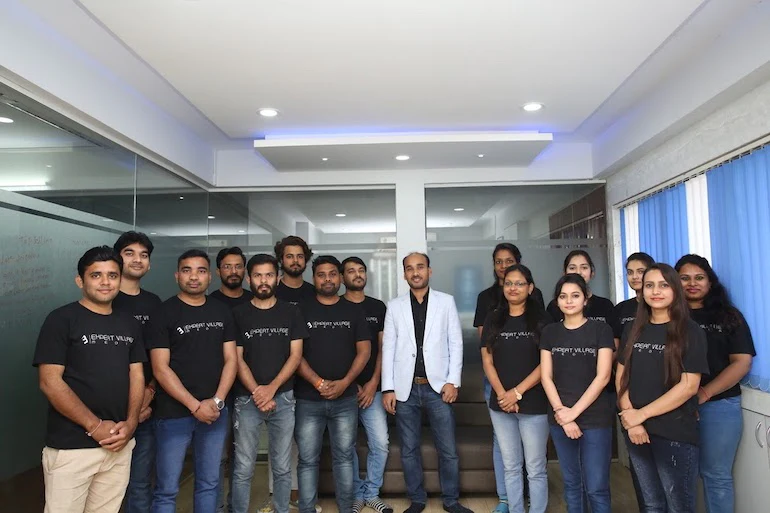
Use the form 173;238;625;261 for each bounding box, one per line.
297;358;324;389
323;339;371;400
359;332;384;408
539;349;563;411
615;362;633;410
254;338;303;408
151;348;219;423
215;340;238;402
554;348;612;425
236;346;259;394
99;362;145;452
481;346;506;402
698;354;752;403
619;372;701;429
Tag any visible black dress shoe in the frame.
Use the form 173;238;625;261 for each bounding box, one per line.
403;502;427;513
443;503;474;513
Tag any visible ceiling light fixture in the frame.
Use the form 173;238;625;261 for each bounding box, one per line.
207;215;216;219
101;218;113;222
477;154;484;158
0;117;13;124
453;207;465;212
321;157;329;161
179;196;184;200
335;213;347;217
150;232;157;235
258;108;279;118
46;164;53;168
522;102;544;112
395;155;410;161
237;229;246;233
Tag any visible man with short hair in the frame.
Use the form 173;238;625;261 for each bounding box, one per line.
341;256;393;513
34;246;146;513
148;249;238;513
112;231;162;513
274;235;316;305
230;254;306;513
382;253;472;513
295;255;371;513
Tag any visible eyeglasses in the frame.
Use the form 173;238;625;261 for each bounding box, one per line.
221;264;244;271
504;281;529;288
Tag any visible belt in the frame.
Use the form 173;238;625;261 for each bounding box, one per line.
414;377;429;385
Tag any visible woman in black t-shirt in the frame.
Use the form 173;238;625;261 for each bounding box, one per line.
675;254;755;513
617;264;709;512
541;274;615;513
481;264;550;513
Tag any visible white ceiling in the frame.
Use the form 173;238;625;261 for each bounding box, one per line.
76;0;707;171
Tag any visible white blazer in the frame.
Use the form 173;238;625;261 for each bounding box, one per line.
381;288;463;402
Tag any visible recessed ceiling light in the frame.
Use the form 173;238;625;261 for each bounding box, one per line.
258;108;279;118
477;154;484;158
321;157;329;161
150;232;157;235
453;207;465;212
179;196;184;200
335;213;346;217
46;164;53;168
208;215;216;219
395;155;410;161
237;229;246;233
101;218;113;222
0;117;13;124
522;102;544;112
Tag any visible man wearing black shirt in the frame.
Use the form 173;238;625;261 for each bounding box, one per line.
341;256;392;513
34;246;145;513
112;231;162;513
274;235;316;306
148;249;238;513
295;255;371;513
231;254;306;513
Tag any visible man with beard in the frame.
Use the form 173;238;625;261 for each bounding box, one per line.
112;231;162;513
33;246;145;513
381;253;471;513
209;246;253;513
148;249;238;513
274;236;316;306
341;257;392;513
295;255;371;513
230;254;306;513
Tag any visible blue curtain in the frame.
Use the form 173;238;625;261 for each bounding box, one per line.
637;183;689;266
707;146;770;391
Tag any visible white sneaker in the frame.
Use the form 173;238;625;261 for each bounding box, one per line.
289;500;322;513
257;496;275;513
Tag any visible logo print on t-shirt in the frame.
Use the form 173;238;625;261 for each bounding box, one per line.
366;316;379;324
177;327;185;335
633;342;665;353
552;347;597;356
82;335;89;344
307;321;313;329
244;327;289;339
308;320;351;329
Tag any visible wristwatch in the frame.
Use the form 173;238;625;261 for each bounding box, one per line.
513;388;523;401
213;396;225;411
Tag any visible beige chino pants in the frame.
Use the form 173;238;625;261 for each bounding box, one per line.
42;438;136;513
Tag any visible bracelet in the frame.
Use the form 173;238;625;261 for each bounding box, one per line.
315;379;325;390
86;419;103;437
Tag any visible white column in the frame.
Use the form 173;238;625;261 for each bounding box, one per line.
395;180;427;296
686;174;712;262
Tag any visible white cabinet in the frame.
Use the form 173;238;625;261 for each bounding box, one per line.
734;408;770;513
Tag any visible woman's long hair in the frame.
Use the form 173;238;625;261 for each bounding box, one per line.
487;243;523;306
618;264;691;396
485;264;544;351
674;253;742;333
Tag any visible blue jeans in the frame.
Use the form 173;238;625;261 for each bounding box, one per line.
550;425;612;513
152;409;229;513
395;383;460;506
699;396;742;513
295;396;358;513
231;392;295;513
126;417;155;513
625;433;699;513
353;391;389;501
484;377;508;503
488;410;549;513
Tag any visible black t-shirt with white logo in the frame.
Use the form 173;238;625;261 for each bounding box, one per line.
343;296;387;387
112;289;162;385
540;320;616;429
275;280;316;306
147;296;237;418
614;298;639;339
473;285;545;328
232;299;308;396
547;294;620;336
209;289;254;310
690;308;756;401
32;302;146;449
481;313;550;414
618;320;709;444
296;298;371;401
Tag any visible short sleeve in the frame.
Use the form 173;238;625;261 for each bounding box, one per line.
289;305;309;341
222;308;237;343
683;323;710;374
32;309;70;367
146;309;170;350
473;291;488;327
354;308;370;342
596;322;615;351
129;320;147;363
729;310;757;356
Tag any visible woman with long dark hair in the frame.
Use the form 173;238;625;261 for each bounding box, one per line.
616;264;708;512
675;254;755;513
541;274;615;513
481;265;550;513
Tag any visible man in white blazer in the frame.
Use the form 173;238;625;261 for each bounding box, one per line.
381;253;473;513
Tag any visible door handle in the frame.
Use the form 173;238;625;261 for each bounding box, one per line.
756;421;765;448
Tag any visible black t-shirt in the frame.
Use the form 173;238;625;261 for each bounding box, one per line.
296;298;370;401
481;313;549;414
112;289;162;385
690;308;756;401
232;299;308;396
147;296;237;418
618;320;709;444
473;284;545;328
275;280;316;306
32;302;146;449
547;294;620;337
540;320;616;429
343;296;387;387
209;289;254;310
614;298;640;339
